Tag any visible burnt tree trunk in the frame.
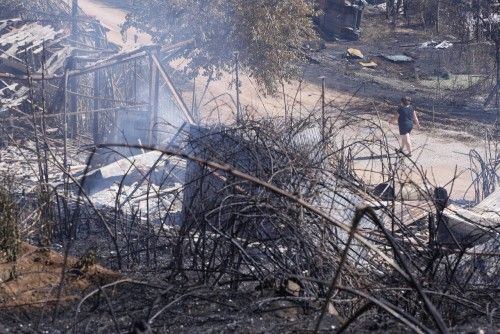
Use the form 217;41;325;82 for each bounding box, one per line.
69;0;79;138
387;0;397;26
68;57;78;139
496;39;500;110
93;69;100;143
435;0;440;33
148;50;160;146
474;0;481;41
423;0;438;29
93;27;101;143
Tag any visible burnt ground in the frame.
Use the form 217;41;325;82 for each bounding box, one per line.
303;8;499;138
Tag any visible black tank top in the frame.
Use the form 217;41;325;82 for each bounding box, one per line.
398;105;414;128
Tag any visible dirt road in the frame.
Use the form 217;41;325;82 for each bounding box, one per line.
78;0;150;45
77;0;489;201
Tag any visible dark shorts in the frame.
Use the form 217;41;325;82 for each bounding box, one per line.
399;125;413;136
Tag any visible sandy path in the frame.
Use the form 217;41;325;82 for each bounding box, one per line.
352;120;481;200
77;0;487;201
78;0;151;45
77;0;360;118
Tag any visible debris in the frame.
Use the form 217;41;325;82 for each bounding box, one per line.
435;40;453;49
419;40;453;49
347;48;364;59
81;150;185;195
359;60;377;68
473;189;500;216
419;40;438;48
436;190;500;248
372;182;394;200
374;2;386;10
380;54;414;63
436;208;493;248
71;248;97;274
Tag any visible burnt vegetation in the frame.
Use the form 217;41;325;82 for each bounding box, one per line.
0;0;499;333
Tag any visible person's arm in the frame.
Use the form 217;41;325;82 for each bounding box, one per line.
413;110;421;129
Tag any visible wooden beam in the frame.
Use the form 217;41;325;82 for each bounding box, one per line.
161;39;195;53
0;41;194;82
148;49;160;145
150;53;195;124
0;104;149;123
0;48;149;81
68;56;78;139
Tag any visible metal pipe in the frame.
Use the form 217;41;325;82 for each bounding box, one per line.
234;51;241;124
320;76;326;144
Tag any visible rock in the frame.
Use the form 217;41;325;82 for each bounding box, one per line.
327;302;340;317
346;48;364;59
359;61;377;68
381;54;414;63
285;279;301;297
278;277;303;297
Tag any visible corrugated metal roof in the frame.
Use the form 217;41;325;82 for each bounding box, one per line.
0;22;63;58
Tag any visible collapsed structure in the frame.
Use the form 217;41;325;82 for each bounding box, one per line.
0;3;195;153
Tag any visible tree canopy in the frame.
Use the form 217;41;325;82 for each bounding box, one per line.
123;0;318;92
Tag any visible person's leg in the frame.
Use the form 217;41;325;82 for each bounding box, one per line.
404;133;412;156
399;134;406;153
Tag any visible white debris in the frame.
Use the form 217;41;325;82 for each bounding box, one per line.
435;41;453;49
419;40;453;49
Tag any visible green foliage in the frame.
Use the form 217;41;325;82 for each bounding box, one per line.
0;187;19;263
123;0;318;93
